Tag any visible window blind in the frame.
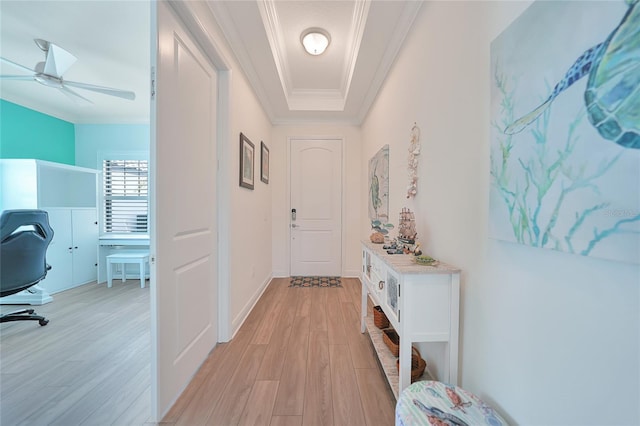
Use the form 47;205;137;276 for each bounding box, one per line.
103;159;148;233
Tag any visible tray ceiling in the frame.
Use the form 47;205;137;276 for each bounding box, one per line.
0;1;422;125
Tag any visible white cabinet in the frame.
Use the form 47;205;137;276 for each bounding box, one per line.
44;208;98;294
0;159;99;301
361;241;461;398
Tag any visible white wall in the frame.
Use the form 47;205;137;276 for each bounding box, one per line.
228;72;273;334
271;124;362;278
361;2;639;425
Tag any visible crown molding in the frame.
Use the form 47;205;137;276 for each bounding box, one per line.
356;1;423;124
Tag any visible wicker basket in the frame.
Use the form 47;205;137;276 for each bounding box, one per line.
396;346;427;383
382;328;399;357
373;305;389;329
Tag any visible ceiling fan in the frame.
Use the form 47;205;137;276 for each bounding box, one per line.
0;38;136;103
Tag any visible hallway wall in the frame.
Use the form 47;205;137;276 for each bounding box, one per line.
361;2;639;424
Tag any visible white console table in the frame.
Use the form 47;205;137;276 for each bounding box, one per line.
360;241;460;398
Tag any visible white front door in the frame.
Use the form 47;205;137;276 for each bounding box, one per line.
152;1;218;418
290;138;342;276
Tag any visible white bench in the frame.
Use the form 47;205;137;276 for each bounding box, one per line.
106;251;150;288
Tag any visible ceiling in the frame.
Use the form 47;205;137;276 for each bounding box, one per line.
0;1;422;125
0;1;150;124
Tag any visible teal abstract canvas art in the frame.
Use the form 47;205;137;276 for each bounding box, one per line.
489;0;640;264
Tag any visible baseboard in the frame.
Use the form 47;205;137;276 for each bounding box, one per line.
272;269;289;278
231;274;273;338
0;285;53;305
343;268;360;278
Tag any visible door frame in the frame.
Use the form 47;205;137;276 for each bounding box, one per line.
286;136;346;277
150;1;233;420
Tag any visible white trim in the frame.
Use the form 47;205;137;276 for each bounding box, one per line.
343;269;360;278
149;1;159;420
168;0;233;343
231;274;273;337
341;136;346;277
272;269;289;278
216;70;232;343
256;0;370;113
207;1;276;123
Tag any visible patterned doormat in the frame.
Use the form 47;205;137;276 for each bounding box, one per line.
289;276;342;288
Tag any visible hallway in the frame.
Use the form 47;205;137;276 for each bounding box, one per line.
163;277;396;425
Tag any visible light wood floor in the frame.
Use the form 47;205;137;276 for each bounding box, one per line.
164;277;396;426
1;277;395;425
0;280;152;426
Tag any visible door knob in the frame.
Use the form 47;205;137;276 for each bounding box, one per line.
291;224;299;228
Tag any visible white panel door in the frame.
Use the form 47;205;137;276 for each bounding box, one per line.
290;139;342;276
41;209;72;294
153;1;218;417
71;209;98;285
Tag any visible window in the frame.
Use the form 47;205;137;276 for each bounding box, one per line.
103;159;148;233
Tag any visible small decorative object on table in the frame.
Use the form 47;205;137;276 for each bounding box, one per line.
398;208;417;244
370;232;385;244
414;255;438;266
383;239;404;254
370;219;394;244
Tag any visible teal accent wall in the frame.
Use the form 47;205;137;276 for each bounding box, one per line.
0;100;75;165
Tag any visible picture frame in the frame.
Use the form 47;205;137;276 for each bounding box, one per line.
239;132;254;190
260;141;269;184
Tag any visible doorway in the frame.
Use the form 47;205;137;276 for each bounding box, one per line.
151;0;235;419
289;138;343;276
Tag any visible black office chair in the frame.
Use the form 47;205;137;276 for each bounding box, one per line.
0;209;54;326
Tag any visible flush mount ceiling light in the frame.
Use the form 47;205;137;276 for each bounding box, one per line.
301;28;330;56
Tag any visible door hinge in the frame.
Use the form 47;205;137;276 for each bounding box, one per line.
150;67;156;100
398;284;401;297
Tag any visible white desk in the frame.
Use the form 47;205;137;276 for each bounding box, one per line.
98;234;150;284
99;234;150;246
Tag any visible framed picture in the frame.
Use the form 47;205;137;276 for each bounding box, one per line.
260;141;269;184
239;132;254;190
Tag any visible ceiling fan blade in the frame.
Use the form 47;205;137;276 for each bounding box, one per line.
0;75;35;80
59;86;93;104
0;57;36;74
34;38;50;52
43;43;77;77
63;80;136;100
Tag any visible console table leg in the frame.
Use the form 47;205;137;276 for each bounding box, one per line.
361;281;367;333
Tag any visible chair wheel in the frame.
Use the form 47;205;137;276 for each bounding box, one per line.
39;319;49;326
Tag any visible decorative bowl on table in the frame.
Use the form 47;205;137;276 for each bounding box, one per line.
414;255;438;266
